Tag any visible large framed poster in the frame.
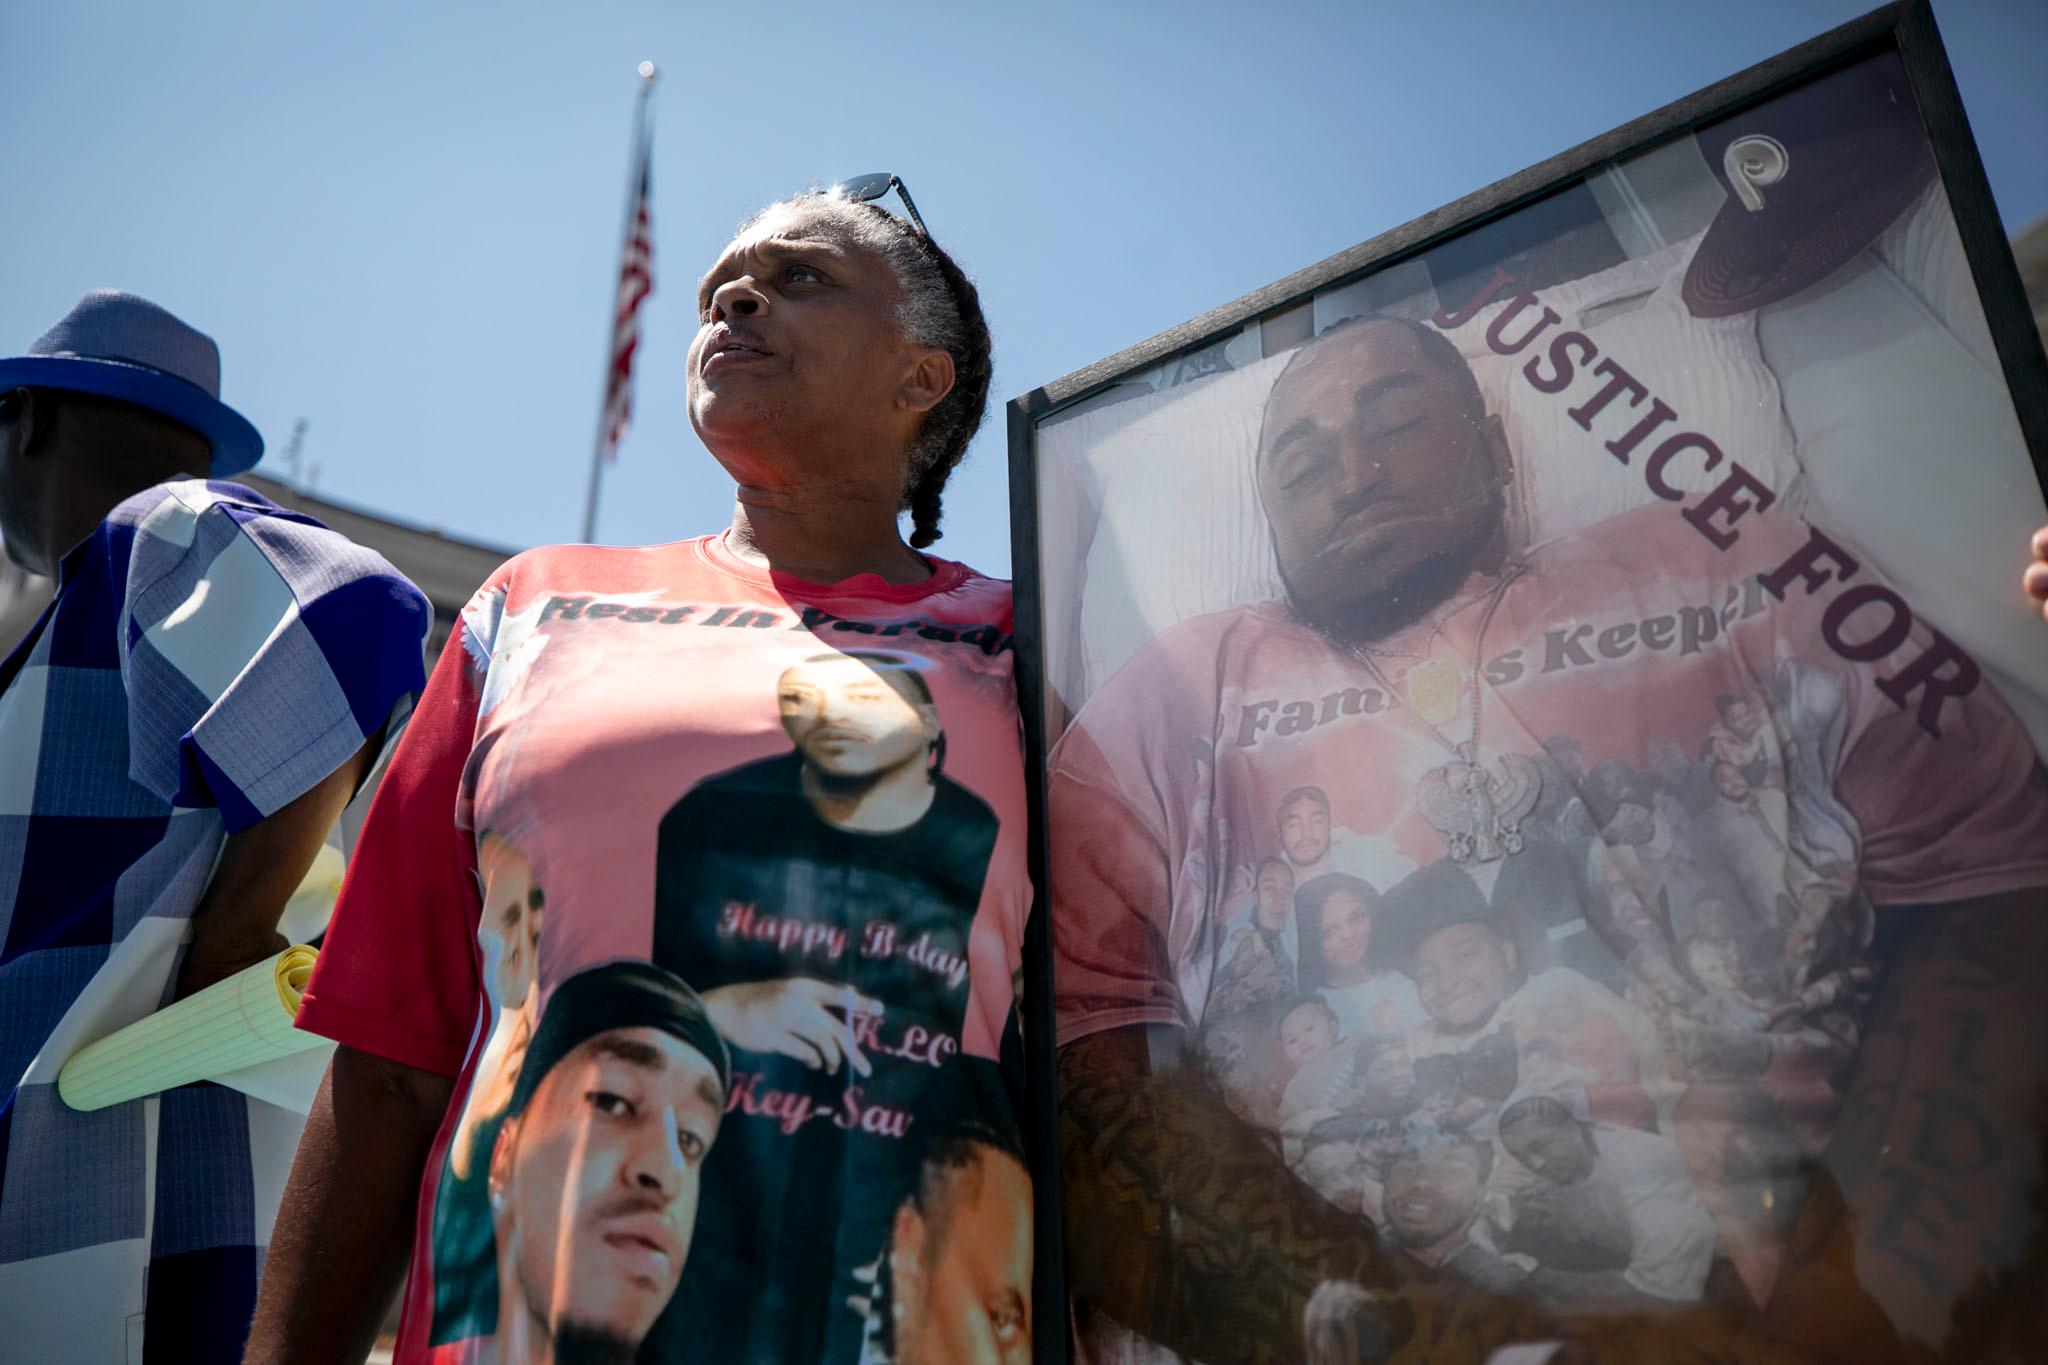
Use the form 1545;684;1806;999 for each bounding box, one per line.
1010;3;2048;1361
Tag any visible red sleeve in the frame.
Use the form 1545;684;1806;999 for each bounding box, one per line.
1048;725;1186;1046
1717;520;2048;909
295;624;485;1076
1835;672;2048;907
1046;608;1252;1049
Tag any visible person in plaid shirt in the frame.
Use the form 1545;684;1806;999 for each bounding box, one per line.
0;291;429;1362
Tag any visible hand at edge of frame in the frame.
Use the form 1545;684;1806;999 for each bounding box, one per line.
2024;526;2048;620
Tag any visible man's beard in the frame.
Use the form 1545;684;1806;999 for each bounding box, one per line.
810;766;884;800
1286;497;1505;646
551;1318;640;1365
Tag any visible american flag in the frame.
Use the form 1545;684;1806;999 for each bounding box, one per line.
602;137;653;461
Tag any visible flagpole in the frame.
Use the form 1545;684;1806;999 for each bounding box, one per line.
581;61;658;543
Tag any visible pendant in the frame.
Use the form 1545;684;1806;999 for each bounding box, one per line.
1417;749;1543;864
1404;658;1463;726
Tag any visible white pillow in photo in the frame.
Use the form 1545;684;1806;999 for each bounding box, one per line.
1441;234;1808;551
1039;352;1295;704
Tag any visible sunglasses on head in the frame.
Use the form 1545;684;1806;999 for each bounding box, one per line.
826;172;929;239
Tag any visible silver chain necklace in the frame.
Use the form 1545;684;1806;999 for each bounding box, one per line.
1343;566;1541;865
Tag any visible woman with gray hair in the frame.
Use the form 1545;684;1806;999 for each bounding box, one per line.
247;178;1035;1364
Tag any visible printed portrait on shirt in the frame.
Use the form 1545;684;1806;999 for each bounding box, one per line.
429;829;547;1346
653;649;999;1050
851;1117;1034;1365
456;830;547;1175
650;648;1010;1361
430;960;730;1360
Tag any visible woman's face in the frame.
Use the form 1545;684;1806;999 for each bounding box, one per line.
686;202;948;486
1319;889;1374;970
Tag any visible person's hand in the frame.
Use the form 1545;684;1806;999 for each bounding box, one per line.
173;926;288;1002
2027;527;2048;621
702;977;883;1077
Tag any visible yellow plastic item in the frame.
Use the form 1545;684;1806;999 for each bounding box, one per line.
57;946;326;1112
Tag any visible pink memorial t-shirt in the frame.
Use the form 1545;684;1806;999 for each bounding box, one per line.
300;533;1034;1364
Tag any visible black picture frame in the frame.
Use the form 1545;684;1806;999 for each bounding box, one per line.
1006;3;2048;1358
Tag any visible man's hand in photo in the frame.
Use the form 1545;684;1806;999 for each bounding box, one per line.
703;977;882;1077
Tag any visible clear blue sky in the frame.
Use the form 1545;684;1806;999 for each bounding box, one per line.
6;0;2045;576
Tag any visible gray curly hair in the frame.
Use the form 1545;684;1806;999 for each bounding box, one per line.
733;191;991;549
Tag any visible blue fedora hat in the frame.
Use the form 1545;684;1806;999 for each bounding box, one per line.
0;291;264;476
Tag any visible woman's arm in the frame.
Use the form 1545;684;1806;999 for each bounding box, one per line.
243;1046;455;1365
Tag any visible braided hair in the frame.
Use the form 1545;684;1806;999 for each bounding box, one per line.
738;193;992;549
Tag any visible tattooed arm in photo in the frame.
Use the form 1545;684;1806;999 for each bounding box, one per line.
1059;1028;1866;1365
1059;1023;1548;1364
1822;891;2048;1358
1049;754;1501;1362
1051;767;1779;1364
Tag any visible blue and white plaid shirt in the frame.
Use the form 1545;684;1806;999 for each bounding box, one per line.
0;478;428;1363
